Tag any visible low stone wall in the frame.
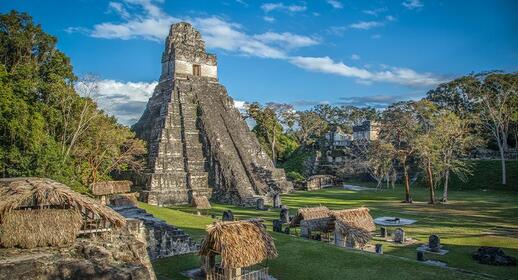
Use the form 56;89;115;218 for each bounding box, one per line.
113;205;198;260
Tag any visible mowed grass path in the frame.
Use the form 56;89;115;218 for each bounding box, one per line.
141;185;518;280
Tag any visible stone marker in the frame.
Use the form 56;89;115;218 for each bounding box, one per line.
429;234;440;252
222;210;234;221
417;251;425;261
272;219;283;233
375;244;383;254
380;227;387;238
256;198;265;210
273;193;281;208
280;206;290;224
394;228;405;243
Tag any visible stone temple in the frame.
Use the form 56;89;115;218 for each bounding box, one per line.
132;22;293;206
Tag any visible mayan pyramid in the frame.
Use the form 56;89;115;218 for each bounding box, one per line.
132;22;293;206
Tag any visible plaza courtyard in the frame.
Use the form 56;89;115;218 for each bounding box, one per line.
141;177;518;280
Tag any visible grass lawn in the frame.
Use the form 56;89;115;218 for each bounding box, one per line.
140;181;518;280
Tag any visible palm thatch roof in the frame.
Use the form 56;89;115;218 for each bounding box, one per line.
330;207;375;232
334;221;372;248
332;207;375;248
289;206;330;227
1;209;82;248
191;196;211;210
0;177;126;228
199;221;278;269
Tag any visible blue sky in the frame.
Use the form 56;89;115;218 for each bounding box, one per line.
3;0;517;125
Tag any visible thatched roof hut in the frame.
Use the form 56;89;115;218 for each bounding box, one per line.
330;207;375;232
199;221;278;269
0;178;126;248
191;196;211;210
331;207;375;248
289;206;330;227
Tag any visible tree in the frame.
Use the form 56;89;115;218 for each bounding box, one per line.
352;140;395;189
72;113;146;184
246;102;297;165
295;111;328;147
428;112;479;202
0;11;146;191
413;100;440;204
379;101;420;203
428;72;518;185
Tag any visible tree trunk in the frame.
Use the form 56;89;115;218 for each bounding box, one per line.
272;128;277;166
427;161;435;204
442;169;449;203
403;165;411;203
497;141;507;185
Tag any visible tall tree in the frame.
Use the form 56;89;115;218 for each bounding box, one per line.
428;112;479;202
379;101;420;203
0;11;146;191
428;72;518;185
295;111;328;147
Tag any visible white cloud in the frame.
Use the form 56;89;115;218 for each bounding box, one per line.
70;0;444;90
93;79;158;125
261;2;307;13
91;0;179;41
327;0;343;9
363;7;387;16
253;32;319;49
289;56;444;87
402;0;424;10
350;54;360;60
385;15;397;21
263;16;275;22
349;21;384;30
233;100;247;110
71;0;316;59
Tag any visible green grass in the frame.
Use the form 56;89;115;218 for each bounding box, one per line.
140;182;518;280
448;160;518;191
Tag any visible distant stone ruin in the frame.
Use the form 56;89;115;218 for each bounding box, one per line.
132;22;293;207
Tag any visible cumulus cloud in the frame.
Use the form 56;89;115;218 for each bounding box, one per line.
69;0;444;90
289;56;445;87
261;3;306;13
253;32;319;49
326;0;343;9
263;16;275;22
93;79;157;125
363;7;387;16
349;20;384;30
402;0;424;10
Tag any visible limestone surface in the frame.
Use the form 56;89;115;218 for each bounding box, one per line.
133;22;292;206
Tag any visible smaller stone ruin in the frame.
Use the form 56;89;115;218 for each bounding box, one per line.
304;175;336;191
115;206;198;260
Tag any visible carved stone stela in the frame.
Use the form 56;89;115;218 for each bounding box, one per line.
133;22;293;206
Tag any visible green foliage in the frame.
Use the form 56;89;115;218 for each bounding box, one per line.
0;11;145;191
286;171;305;182
279;148;314;176
448;160;518;190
